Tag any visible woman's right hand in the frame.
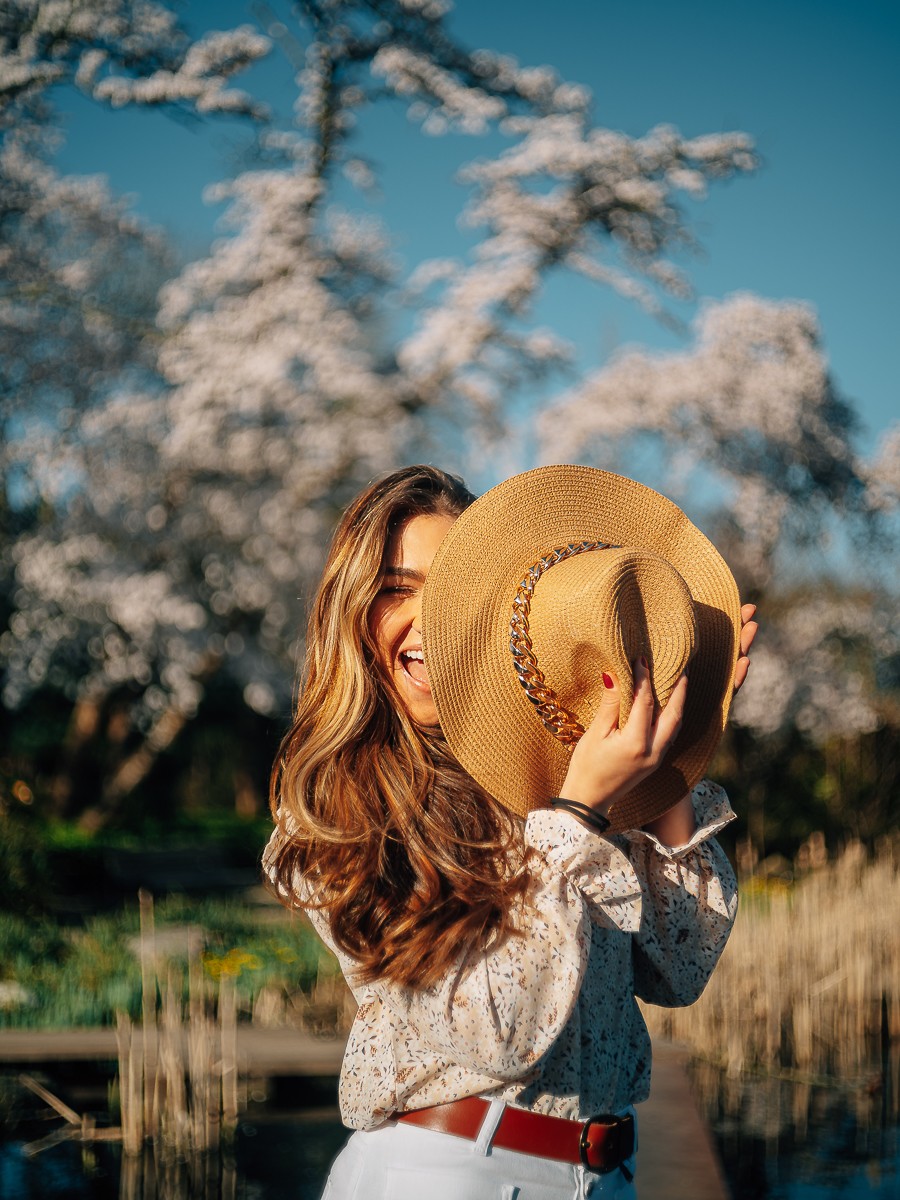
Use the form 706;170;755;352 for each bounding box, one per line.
556;658;687;816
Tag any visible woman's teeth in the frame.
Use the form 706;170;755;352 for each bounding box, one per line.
401;649;428;683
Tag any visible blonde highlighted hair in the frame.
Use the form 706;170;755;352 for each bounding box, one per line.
268;466;528;988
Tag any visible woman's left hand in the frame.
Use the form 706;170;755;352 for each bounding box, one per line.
734;604;758;692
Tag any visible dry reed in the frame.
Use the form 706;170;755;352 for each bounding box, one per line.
116;892;241;1158
641;840;899;1087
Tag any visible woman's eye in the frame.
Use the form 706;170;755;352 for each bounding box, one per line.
379;586;414;597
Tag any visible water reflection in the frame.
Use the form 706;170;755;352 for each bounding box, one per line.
4;1059;898;1199
690;1052;899;1199
0;1111;348;1200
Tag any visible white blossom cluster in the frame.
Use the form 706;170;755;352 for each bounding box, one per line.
0;128;168;431
1;1;270;117
865;425;900;514
372;45;507;134
394;0;451;19
396;112;754;430
2;533;207;714
731;590;896;741
157;165;412;492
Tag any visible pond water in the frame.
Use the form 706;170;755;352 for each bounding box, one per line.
1;1063;897;1198
0;1109;348;1200
691;1058;899;1199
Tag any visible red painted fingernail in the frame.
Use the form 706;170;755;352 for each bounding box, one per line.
602;673;614;689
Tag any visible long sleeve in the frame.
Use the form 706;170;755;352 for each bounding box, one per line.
618;779;738;1007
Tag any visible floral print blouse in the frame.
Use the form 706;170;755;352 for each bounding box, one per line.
267;780;737;1131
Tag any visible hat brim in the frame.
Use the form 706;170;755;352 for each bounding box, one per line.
421;465;741;831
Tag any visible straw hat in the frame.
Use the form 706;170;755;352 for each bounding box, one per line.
421;465;741;831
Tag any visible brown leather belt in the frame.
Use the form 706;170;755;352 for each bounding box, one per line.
396;1096;635;1175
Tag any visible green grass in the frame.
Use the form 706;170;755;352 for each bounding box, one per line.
42;811;273;855
0;894;338;1029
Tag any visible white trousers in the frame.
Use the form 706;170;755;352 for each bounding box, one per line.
320;1102;638;1200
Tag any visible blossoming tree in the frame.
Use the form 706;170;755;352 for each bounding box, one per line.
1;0;896;838
1;0;270;821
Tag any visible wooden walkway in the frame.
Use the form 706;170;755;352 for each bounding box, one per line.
638;1044;731;1200
0;1026;345;1076
0;1031;729;1197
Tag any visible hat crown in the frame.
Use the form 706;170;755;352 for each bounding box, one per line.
526;547;697;729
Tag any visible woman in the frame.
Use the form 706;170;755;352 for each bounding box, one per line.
266;464;757;1199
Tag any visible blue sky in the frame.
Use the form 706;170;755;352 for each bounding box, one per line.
53;0;898;456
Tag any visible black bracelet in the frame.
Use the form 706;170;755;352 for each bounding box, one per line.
548;797;611;834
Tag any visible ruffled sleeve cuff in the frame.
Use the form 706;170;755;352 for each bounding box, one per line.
525;808;643;932
619;779;736;860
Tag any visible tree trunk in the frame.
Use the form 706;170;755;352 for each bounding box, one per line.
77;653;222;832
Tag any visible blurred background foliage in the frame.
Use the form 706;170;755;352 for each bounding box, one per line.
0;892;339;1029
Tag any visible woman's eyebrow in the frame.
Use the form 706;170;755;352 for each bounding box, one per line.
383;565;426;583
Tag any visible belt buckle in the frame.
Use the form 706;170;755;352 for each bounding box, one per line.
579;1112;633;1174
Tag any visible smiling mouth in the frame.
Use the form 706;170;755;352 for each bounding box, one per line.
400;649;429;687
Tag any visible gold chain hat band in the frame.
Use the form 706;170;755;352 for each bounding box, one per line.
509;540;618;746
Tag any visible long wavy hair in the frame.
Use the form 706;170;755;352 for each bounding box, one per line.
268;466;529;988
